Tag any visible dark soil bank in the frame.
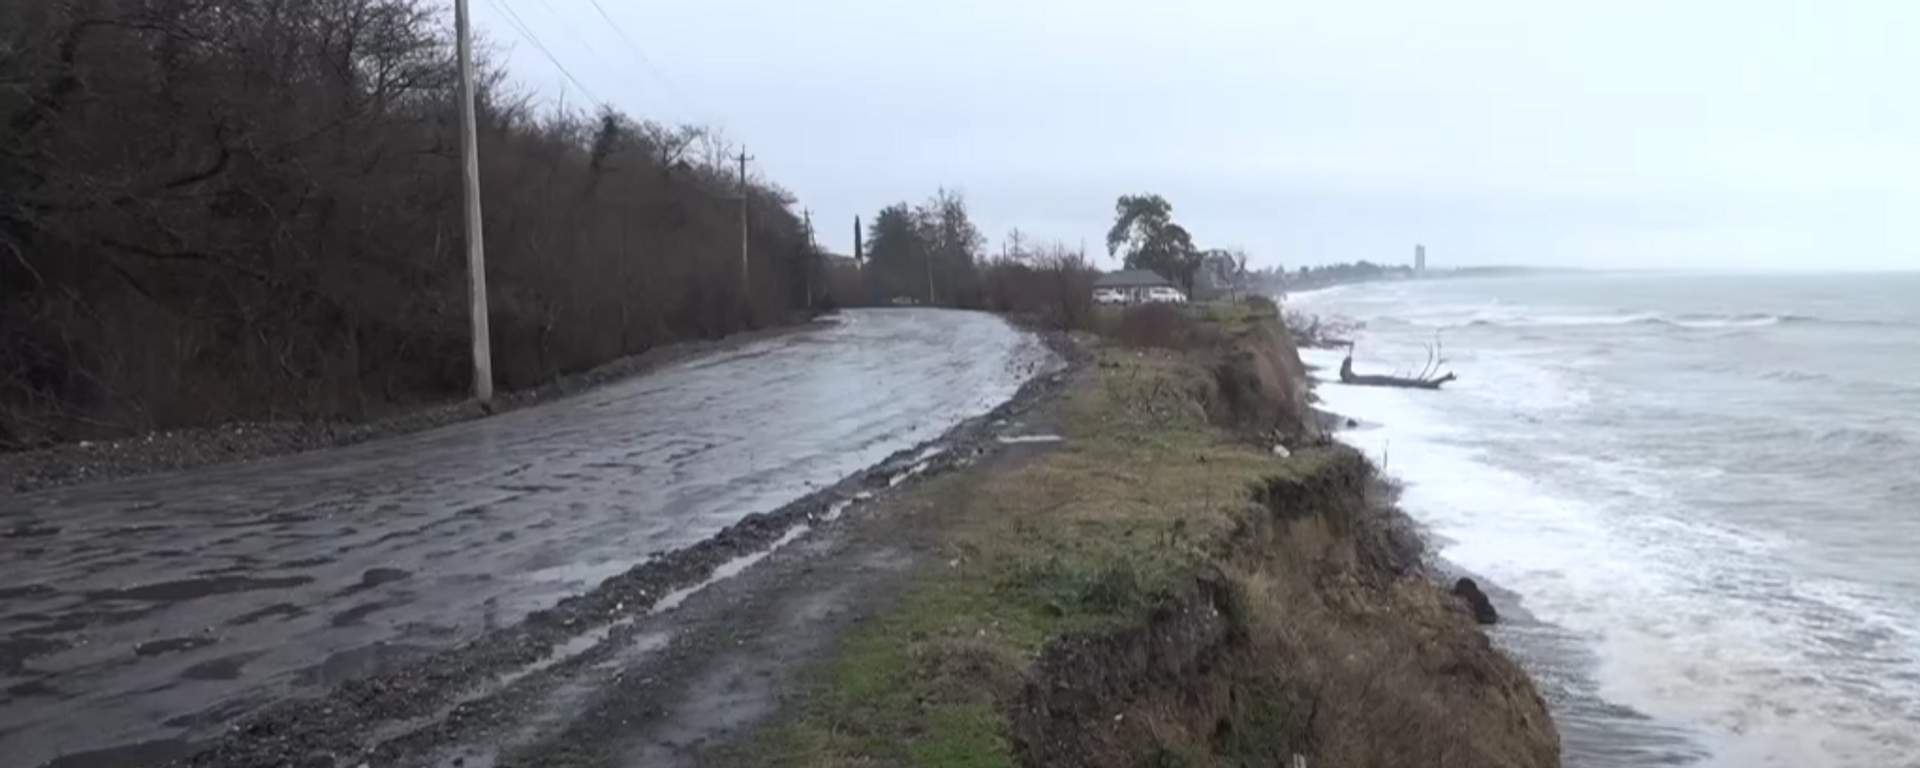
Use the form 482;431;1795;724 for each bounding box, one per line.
1012;449;1559;768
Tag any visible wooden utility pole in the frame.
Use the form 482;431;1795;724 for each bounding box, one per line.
455;0;492;403
736;147;753;311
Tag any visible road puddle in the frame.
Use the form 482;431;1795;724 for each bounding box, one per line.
82;574;314;602
650;524;811;617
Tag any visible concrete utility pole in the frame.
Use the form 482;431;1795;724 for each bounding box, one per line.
802;208;815;310
736;147;754;309
455;0;493;403
853;215;864;304
924;247;936;306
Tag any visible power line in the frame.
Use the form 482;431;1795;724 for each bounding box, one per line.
530;0;620;75
477;0;602;105
583;0;705;122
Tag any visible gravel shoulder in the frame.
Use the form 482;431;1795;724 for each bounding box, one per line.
2;321;829;495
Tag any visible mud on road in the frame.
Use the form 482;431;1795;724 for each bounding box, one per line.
0;309;1064;768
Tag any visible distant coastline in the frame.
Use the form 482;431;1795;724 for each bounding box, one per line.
1266;263;1583;295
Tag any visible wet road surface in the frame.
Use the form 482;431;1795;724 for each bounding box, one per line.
0;309;1053;768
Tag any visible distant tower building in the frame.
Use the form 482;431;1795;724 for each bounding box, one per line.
1415;244;1427;275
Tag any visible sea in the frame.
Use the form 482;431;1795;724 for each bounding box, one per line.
1289;271;1920;768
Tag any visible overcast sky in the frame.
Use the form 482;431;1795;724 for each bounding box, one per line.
472;0;1919;271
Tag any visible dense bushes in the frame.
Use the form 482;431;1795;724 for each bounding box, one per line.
831;202;1098;332
975;247;1098;331
0;0;819;448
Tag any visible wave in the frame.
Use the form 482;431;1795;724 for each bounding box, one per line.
1442;311;1705;329
1544;312;1662;327
1646;312;1917;330
1449;311;1654;328
1814;425;1914;452
1415;310;1913;332
1656;312;1782;329
1758;368;1831;384
1776;314;1920;329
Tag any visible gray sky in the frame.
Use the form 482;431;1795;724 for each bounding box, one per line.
474;0;1920;271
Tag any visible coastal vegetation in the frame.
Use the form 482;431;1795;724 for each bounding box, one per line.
842;191;1258;323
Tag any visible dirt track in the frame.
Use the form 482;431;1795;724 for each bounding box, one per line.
0;309;1061;768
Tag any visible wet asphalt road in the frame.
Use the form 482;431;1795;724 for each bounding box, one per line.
0;309;1052;768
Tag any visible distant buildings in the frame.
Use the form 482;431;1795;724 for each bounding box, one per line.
1415;244;1427;275
1283;261;1413;291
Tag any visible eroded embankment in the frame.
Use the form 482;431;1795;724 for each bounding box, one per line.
1012;448;1556;768
723;300;1559;768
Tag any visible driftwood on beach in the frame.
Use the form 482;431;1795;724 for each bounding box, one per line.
1338;340;1458;390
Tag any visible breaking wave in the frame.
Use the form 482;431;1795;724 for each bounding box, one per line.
1813;425;1914;452
1758;368;1830;384
1432;311;1909;331
1296;273;1920;768
1657;312;1784;328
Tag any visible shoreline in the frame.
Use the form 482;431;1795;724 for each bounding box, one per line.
1;319;832;495
1295;273;1920;766
1296;335;1710;767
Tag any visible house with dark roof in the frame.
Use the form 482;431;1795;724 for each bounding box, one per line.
1092;269;1187;304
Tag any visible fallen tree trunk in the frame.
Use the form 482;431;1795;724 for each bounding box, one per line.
1339;354;1457;389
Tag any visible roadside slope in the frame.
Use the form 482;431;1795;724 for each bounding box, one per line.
716;300;1559;767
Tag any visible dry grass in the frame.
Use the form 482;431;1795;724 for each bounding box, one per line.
1085;299;1317;443
1202;464;1558;768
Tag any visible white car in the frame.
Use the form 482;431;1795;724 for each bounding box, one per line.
1093;288;1127;305
1144;286;1188;304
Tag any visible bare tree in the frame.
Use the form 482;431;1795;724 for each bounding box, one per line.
0;0;819;448
1203;248;1251;301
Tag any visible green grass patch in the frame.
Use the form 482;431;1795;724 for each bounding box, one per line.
741;564;1055;768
